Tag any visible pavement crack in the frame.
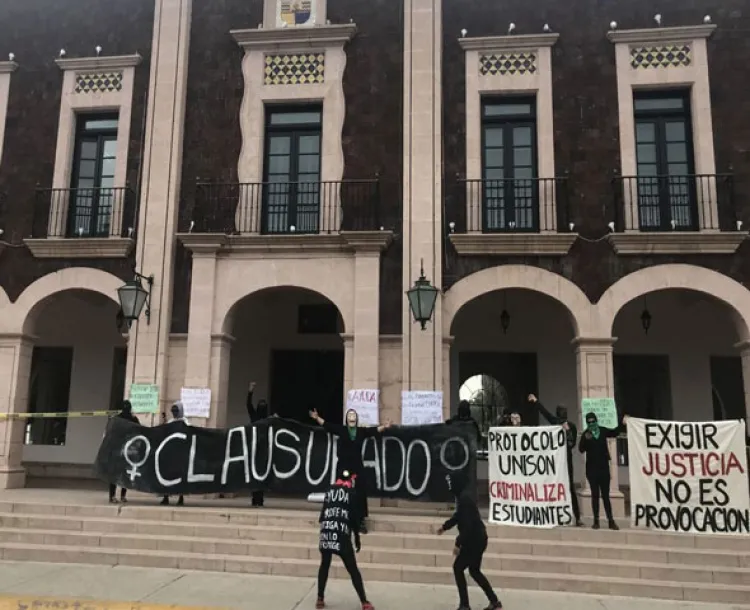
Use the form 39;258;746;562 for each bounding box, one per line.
290;581;316;610
136;572;187;603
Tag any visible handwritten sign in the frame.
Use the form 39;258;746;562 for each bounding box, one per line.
488;425;573;528
128;383;159;415
345;389;379;426
581;397;618;430
628;417;750;535
401;391;443;426
181;387;211;419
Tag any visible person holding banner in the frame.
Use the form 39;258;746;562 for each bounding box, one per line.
315;470;374;610
309;408;391;534
528;395;583;527
108;400;139;504
246;381;269;507
436;471;503;610
578;412;628;530
160;401;189;507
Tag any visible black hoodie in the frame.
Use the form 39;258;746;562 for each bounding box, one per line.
441;472;487;548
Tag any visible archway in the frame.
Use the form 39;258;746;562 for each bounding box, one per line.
19;288;126;479
224;286;346;427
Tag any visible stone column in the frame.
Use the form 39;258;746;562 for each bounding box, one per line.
352;249;380;389
342;333;354;402
208;334;234;429
0;334;35;489
402;0;444;394
125;0;192;414
573;337;626;518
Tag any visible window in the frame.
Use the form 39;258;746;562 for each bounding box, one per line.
481;97;538;232
458;374;510;451
68;113;119;238
25;347;73;446
634;91;697;231
263;106;323;234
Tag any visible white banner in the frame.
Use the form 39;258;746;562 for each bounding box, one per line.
180;387;211;419
488;425;573;528
628;418;750;535
345;389;380;426
401;391;443;426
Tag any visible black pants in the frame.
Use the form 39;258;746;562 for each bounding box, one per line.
567;455;580;521
356;485;368;521
317;548;367;602
587;473;613;522
453;538;499;607
251;490;264;506
109;484;126;501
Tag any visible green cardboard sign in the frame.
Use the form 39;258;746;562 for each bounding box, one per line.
128;383;159;415
581;397;618;430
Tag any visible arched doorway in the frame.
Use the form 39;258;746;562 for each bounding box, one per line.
224;286;346;427
458;373;509;439
21;289;125;474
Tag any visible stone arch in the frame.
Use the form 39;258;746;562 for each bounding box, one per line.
598;264;750;341
9;267;123;334
443;265;595;337
218;282;353;335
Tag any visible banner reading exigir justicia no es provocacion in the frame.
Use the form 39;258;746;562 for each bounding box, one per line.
628;417;749;535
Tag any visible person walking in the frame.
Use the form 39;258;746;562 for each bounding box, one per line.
160;401;189;507
436;471;502;610
246;381;269;507
315;470;374;610
108;400;139;504
578;412;628;530
528;394;583;527
309;408;390;534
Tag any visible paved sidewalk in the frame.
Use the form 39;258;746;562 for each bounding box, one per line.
0;562;747;610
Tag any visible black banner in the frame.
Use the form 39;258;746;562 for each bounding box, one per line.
95;417;477;502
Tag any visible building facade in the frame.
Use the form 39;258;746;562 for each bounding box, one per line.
0;0;749;496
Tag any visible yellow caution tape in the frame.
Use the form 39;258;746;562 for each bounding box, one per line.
0;410;119;420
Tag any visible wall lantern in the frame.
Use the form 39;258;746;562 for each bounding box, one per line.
406;259;439;330
117;270;154;328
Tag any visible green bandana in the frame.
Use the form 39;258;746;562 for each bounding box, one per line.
347;426;357;441
588;423;600;440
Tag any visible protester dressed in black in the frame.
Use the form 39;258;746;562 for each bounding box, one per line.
309;408;390;533
447;400;482;445
578;412;628;530
108;400;139;504
316;471;374;610
437;472;502;610
246;381;269;507
528;394;583;527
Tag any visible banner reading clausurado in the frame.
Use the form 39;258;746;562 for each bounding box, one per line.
488;425;573;528
95;417;477;502
628;417;750;535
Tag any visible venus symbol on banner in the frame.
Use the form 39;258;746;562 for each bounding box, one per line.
488;425;573;528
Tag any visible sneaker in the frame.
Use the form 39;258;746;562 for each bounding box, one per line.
315;598;325;609
608;520;620;531
177;496;184;507
483;603;503;610
362;603;374;610
575;519;584;527
359;521;368;535
456;606;471;610
109;497;118;504
592;521;600;530
160;497;169;506
120;497;128;504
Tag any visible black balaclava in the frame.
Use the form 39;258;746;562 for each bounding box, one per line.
121;400;133;416
256;399;269;419
446;471;468;497
556;405;568;421
457;400;471;420
586;412;600;439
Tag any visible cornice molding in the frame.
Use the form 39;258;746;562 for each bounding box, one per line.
607;24;716;45
0;61;18;74
55;54;142;72
459;33;559;52
231;23;357;50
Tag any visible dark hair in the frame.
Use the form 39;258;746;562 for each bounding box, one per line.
585;412;598;423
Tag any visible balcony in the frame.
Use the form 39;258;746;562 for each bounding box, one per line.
609;174;747;255
446;177;577;256
24;187;137;259
180;179;392;255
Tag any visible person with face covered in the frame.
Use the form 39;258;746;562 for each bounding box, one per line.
527;394;583;527
436;471;502;610
160;401;189;507
315;470;374;610
578;412;628;530
246;381;269;507
447;400;482;445
108;400;140;504
309;408;391;534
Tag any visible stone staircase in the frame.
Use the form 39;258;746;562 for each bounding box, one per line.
0;493;748;606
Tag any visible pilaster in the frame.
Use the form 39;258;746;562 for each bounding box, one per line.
735;340;750;436
125;0;192;413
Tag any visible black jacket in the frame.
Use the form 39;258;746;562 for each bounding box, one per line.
446;414;482;445
578;424;624;476
117;410;139;425
442;488;487;549
323;422;379;474
534;401;577;454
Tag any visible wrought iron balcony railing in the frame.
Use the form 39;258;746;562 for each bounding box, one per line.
192;179;381;235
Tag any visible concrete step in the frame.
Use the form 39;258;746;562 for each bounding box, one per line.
0;515;746;569
1;542;749;605
0;527;747;586
0;500;746;552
